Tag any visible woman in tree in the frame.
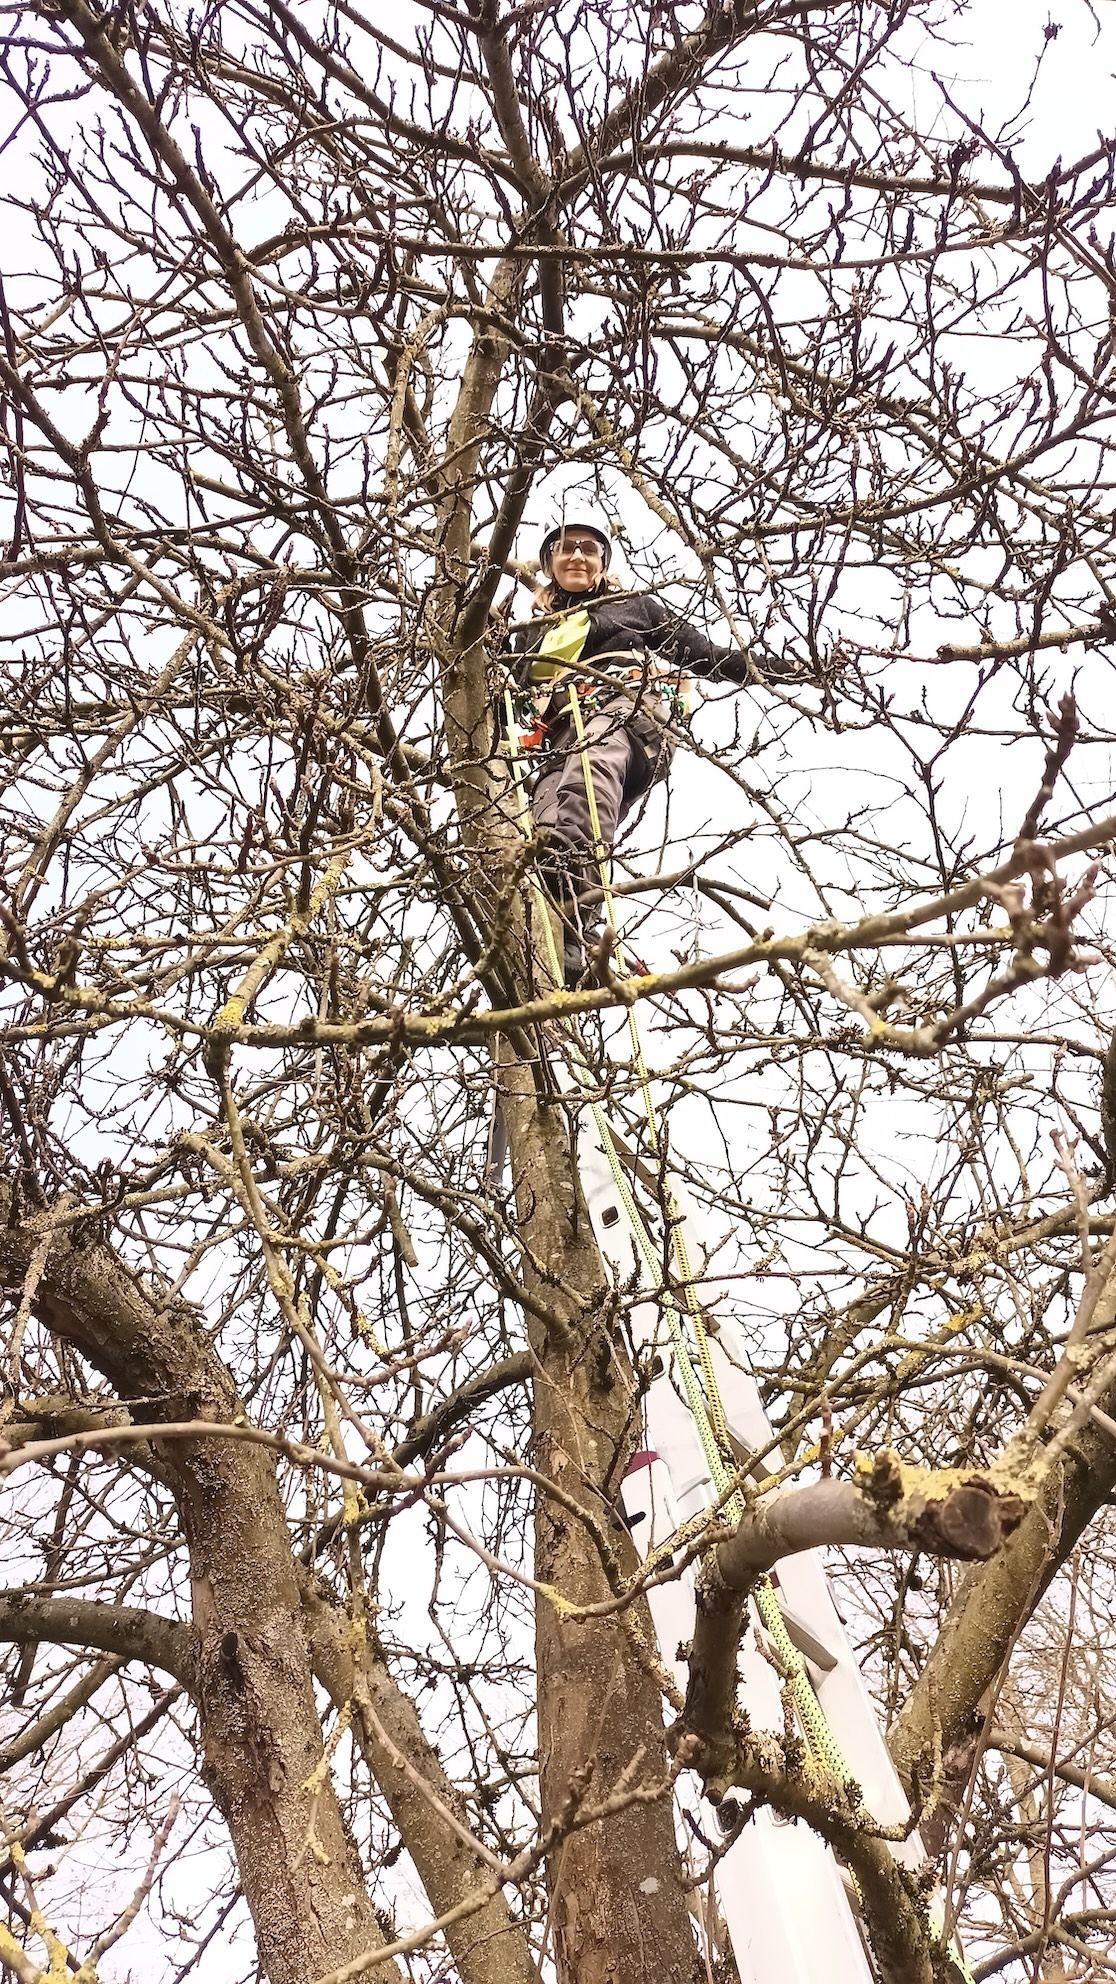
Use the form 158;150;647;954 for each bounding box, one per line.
507;516;799;984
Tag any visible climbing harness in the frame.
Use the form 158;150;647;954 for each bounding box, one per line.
513;597;692;749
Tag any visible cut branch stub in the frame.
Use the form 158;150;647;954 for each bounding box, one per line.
910;1479;1026;1561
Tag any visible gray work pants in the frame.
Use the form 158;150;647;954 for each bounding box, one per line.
529;689;673;904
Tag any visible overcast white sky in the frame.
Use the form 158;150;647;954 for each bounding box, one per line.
5;3;1116;1977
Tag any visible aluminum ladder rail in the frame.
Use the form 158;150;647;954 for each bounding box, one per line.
574;1105;923;1984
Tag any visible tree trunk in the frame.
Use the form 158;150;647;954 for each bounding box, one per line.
180;1437;390;1984
497;1052;703;1984
0;1203;398;1984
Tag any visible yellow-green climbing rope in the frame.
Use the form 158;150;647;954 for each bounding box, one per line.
499;679;975;1981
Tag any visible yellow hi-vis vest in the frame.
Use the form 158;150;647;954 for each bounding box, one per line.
527;608;591;688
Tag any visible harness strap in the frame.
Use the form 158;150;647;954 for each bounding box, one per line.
514;661;690;753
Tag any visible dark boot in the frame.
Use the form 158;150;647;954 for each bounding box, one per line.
536;834;592;986
563;929;588;989
565;917;611;989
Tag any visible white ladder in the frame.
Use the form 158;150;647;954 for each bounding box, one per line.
574;1105;925;1984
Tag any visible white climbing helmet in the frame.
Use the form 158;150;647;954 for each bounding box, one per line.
538;514;613;573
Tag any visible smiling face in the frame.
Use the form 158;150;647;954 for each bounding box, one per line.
548;531;606;593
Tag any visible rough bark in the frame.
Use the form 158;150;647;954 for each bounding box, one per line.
303;1575;540;1984
0;1195;399;1984
497;1048;704;1984
889;1390;1116;1814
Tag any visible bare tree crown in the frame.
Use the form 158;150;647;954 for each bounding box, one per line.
1;3;1116;1982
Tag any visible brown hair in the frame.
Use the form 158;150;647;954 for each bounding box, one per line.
531;572;622;615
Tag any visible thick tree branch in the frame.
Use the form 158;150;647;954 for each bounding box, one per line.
0;1594;195;1688
716;1455;1028;1586
671;1713;961;1984
0;1191;402;1984
303;1578;540;1984
678;1453;1026;1797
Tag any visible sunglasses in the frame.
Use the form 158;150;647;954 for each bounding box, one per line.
552;536;604;558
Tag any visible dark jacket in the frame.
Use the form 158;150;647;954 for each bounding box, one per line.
508;584;757;691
